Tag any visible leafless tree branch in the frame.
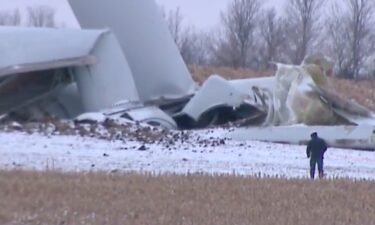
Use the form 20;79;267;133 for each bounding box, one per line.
258;7;289;67
212;0;262;68
327;0;375;79
0;9;21;26
284;0;324;64
27;5;56;28
161;6;212;65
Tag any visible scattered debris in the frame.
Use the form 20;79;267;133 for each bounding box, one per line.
0;117;230;150
138;145;147;151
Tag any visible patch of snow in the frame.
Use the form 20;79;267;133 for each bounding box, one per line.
10;122;22;129
75;112;107;123
0;131;374;180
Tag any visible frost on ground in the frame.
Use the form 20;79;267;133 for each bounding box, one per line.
0;119;374;180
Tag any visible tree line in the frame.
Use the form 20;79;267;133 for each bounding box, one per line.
1;1;373;80
0;5;57;28
162;0;375;80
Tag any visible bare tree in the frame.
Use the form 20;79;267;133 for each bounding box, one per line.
179;28;213;65
326;5;351;78
160;6;186;50
284;0;324;64
160;6;212;65
166;7;184;47
347;0;375;79
212;0;262;68
0;9;21;26
27;5;56;27
258;8;288;67
327;0;375;79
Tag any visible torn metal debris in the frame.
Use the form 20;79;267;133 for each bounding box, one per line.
68;0;197;102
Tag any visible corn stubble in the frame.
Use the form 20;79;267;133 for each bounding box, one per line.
0;170;374;225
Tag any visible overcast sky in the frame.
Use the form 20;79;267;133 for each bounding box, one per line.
156;0;286;29
1;0;286;29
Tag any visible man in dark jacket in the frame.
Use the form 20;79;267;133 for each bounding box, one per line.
306;132;328;179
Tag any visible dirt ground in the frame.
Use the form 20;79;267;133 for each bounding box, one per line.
189;65;375;112
0;170;374;225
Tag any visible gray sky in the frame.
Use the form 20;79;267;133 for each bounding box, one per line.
156;0;286;29
156;0;231;29
1;0;286;29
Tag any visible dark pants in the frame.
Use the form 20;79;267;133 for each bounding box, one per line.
310;158;324;179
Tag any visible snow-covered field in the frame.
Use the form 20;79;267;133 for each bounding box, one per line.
1;130;374;180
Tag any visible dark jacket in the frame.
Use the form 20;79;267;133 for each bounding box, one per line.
306;137;327;159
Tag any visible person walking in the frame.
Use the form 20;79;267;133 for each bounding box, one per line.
306;132;328;179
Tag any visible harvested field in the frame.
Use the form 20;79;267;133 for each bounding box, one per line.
188;65;375;112
1;170;375;225
331;78;375;112
188;64;274;83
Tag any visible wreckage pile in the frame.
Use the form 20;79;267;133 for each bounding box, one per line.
0;114;228;150
189;65;375;112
